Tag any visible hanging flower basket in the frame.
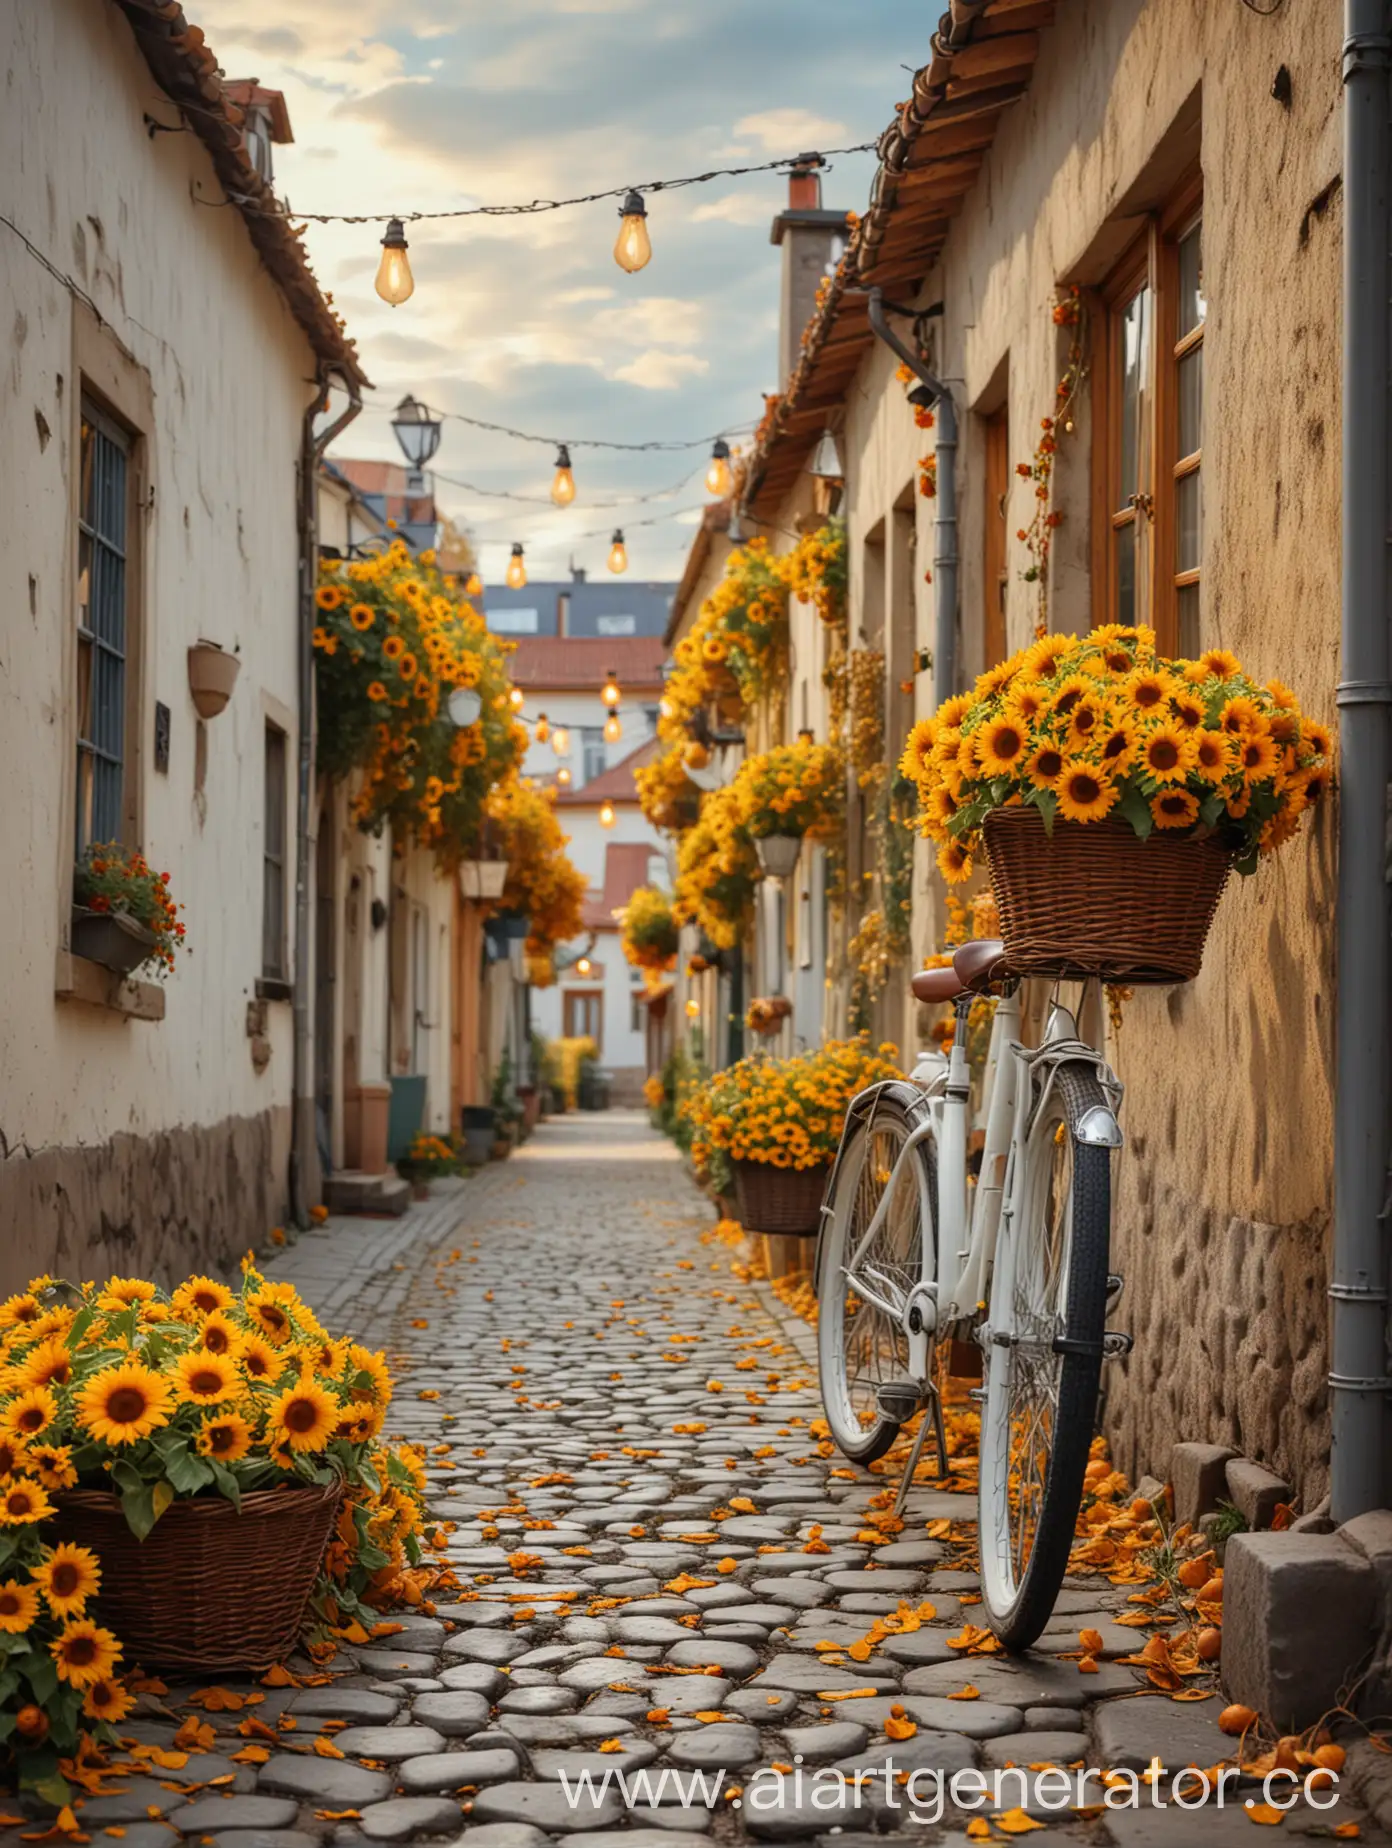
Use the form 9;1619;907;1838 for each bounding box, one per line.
983;806;1234;984
746;995;792;1036
733;1159;829;1236
754;833;803;878
52;1480;341;1673
458;859;510;901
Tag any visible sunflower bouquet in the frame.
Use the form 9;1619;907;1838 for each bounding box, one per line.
681;1036;902;1175
901;626;1333;885
732;739;845;842
0;1267;432;1798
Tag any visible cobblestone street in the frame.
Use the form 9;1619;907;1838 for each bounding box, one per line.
13;1113;1384;1848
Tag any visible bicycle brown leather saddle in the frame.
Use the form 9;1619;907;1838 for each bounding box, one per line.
911;937;1009;1005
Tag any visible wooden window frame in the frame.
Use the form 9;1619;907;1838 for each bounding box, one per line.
982;408;1009;670
262;722;289;981
563;988;603;1046
1089;170;1203;656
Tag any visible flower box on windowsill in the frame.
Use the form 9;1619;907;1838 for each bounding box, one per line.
70;906;157;976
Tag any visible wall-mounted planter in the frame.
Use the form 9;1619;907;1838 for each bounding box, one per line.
71;907;156;976
187;640;241;718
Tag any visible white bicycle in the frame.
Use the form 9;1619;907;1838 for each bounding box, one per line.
814;937;1129;1650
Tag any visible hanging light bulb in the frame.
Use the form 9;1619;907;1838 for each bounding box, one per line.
374;218;415;307
601;670;622;709
505;542;527;590
551;445;576;507
556;765;572;787
575;956;594;979
614;190;652;273
705;439;733;498
607;529;628;575
685;998;701;1020
599;799;616;829
658;696;674;720
603;711;623;745
534;712;551;744
508;686;526;712
552;724;571;758
465;572;483;598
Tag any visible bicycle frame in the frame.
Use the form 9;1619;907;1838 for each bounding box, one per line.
838;978;1122;1384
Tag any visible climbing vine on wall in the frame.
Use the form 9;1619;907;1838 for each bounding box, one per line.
1014;286;1089;638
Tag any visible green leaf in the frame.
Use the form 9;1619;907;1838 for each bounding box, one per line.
26;1654;59;1706
1198;792;1225;828
163;1443;214;1497
121;1482;159;1541
1117;788;1154;840
208;1461;242;1511
111;1457;145;1497
65;1305;95;1350
152;1479;176;1523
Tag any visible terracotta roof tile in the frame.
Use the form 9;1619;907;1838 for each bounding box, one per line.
507;636;666;693
581;842;658;929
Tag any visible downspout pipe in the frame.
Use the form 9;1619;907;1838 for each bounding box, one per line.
1333;0;1392;1521
290;369;363;1227
867;287;960;698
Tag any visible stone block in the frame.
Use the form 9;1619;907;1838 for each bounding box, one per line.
1225;1456;1294;1529
1339;1508;1392;1719
1168;1442;1236;1526
1221;1531;1377;1729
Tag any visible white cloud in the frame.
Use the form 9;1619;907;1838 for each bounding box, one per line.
591;297;706;348
611;351;710;391
691;193;770;226
733;106;849;152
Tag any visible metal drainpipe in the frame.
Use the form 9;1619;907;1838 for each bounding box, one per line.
867;287;960;698
290;369;363;1227
1333;0;1392;1521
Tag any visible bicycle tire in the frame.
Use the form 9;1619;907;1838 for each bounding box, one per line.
816;1082;937;1467
978;1061;1111;1650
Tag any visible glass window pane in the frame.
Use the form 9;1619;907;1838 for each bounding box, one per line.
1115;522;1136;625
1118;287;1151;505
1177;581;1201;660
1177;346;1202;460
1177;221;1205;339
1176;469;1202;574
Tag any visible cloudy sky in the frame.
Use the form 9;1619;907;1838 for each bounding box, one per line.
197;0;927;584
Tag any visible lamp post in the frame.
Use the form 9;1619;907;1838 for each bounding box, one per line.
390;395;442;470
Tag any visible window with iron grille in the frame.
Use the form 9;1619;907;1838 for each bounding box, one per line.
75;401;132;857
262;724;288;979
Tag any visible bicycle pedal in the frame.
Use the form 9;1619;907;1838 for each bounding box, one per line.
875;1382;923;1421
1106;1273;1125;1311
1102;1330;1134;1359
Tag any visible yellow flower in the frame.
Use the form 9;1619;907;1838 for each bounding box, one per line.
367;680;389;703
76;1361;174;1446
246;1285;301;1346
32;1544;101;1618
977;718;1030;776
1193;729;1233;783
196;1412;254;1464
315;583;346;612
2;1387;59;1441
1124;667;1177;716
0;1478;53;1525
51;1619;121;1689
83;1676;137;1723
1138;724;1196;785
237;1333;284;1384
171;1276;235;1320
349;602;374;630
96;1277;156;1312
29;1444;77;1491
267;1379;339;1452
1053;760;1119;824
0;1579;40;1632
0;1436;29;1479
1098;719;1137;774
1025;744;1065;790
174;1349;240;1407
1022;633;1075;679
937;840;973;883
0;1295;43;1331
1237;730;1280;782
199;1309;241;1357
1151;789;1200;829
1219;696;1264;735
1198;648;1241;679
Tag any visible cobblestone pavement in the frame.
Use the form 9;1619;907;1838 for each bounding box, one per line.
13;1113;1385;1847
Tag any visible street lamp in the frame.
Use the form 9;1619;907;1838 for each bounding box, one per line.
447;685;482;727
391;394;441;468
809;427;844;479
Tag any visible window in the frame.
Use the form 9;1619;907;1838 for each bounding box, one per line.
75;400;132;858
487;607;539;635
1093;180;1204;655
580;726;606;784
983;408;1009;668
262;724;288;979
596;613;636;636
564;989;603;1046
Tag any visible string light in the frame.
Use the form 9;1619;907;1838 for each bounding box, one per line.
607;529;628;575
599;800;617;829
505;542;527;589
576;955;595;978
434;407;754;453
603;711;623;745
556;766;572;787
508;686;526;712
534;712;551;743
551;445;576;507
685;998;701;1019
705;439;733;497
465;572;483;596
613;191;652;273
552;725;571;758
374;218;414;306
601;671;622;710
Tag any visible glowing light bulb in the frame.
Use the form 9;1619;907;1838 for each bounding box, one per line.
552;725;571;758
601;670;621;709
508;686;525;712
658;697;673;719
705;439;733;498
603;712;622;745
576;956;594;978
374;218;415;307
614;190;652;274
607;530;628;576
556;765;572;786
505;542;527;590
551;444;576;507
685;998;701;1019
599;800;616;829
465;572;483;597
534;712;550;744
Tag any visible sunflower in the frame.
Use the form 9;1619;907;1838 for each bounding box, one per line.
76;1361;173;1446
1192;729;1233;783
1290;764;1330;807
1301;719;1332;759
0;1294;42;1331
174;1350;240;1407
1139;724;1196;785
1265;677;1298;709
936;840;973;884
1226;786;1253;819
267;1379;339;1453
955;733;980;779
1022;634;1074;679
1047;675;1091;720
1066;695;1105;748
930;730;963;771
899;719;936;782
1054;761;1120;824
1238;731;1280;782
349;602;374;630
246;1285;301;1346
0;1479;53;1525
18;1339;75;1391
32;1543;101;1618
198;1310;240;1358
382;634;405;661
935;693;972;729
237;1333;283;1383
1198;648;1241;679
0;1580;39;1633
335;1408;381;1445
367;681;389;702
922;785;958;835
0;1437;29;1480
977;718;1030;776
1025;744;1065;790
171;1276;234;1321
1170;691;1204;731
83;1677;137;1723
29;1445;77;1491
1003;681;1047;725
2;1388;58;1441
1151;789;1200;829
196;1412;254;1464
348;1346;393;1409
701;637;728;663
51;1619;121;1689
97;1277;157;1312
1125;668;1177;716
397;651;418;680
974;651;1024;698
1098;720;1137;773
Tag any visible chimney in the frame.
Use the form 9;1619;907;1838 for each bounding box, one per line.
770;156;847;387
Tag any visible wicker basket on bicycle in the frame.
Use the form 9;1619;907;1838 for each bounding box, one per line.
983;806;1235;985
732;1160;829;1236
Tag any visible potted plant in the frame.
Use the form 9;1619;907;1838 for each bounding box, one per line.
620;886;679;978
396;1131;461;1197
900;627;1333;984
490;1051;523;1157
746;995;792;1036
732;738;845;880
72;843;186;978
680;1037;901;1235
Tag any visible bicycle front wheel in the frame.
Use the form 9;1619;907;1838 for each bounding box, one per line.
978;1062;1111;1649
816;1083;936;1466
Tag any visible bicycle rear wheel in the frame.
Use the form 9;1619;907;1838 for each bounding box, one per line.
977;1062;1111;1649
816;1083;936;1466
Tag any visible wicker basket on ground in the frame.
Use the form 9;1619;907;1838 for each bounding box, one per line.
983;806;1234;985
53;1479;341;1672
